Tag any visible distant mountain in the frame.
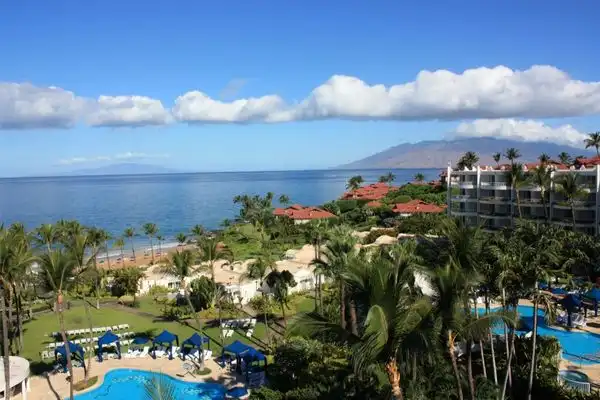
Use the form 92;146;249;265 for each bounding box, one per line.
339;137;592;169
68;163;180;176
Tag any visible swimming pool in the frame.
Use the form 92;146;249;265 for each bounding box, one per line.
487;305;600;364
74;369;226;400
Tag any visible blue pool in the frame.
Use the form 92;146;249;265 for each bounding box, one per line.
74;369;226;399
487;306;600;364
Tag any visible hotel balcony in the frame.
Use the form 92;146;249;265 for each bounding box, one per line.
478;212;512;220
517;184;542;192
552;218;595;228
451;195;478;203
451;181;477;189
479;196;511;204
553;200;597;210
479;181;510;190
451;210;478;217
517;199;547;208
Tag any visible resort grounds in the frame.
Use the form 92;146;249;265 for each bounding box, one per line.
13;293;314;399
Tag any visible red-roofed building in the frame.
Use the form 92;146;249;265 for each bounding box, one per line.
341;182;397;201
575;156;600;168
391;200;446;217
273;205;336;224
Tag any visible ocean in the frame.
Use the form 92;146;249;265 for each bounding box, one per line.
0;169;440;249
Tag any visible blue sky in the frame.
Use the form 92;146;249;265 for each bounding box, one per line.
0;0;599;177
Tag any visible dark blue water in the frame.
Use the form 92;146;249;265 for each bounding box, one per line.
0;169;439;241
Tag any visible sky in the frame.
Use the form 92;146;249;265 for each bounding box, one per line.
1;0;600;177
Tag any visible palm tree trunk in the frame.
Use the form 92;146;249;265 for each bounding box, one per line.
527;293;539;400
263;298;271;347
280;302;287;328
501;331;516;400
105;241;111;269
466;340;475;400
1;286;11;400
7;289;14;354
130;239;136;260
58;302;75;400
385;357;404;400
412;353;417;383
149;238;155;264
82;298;94;381
571;203;577;231
489;330;498;385
516;190;522;218
184;285;204;368
14;285;24;355
501;288;512;388
349;299;359;336
448;330;464;400
218;302;223;348
541;191;548;223
313;272;319;312
340;281;346;330
473;303;486;378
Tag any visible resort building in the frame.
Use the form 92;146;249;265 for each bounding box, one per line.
341;182;397;200
273;204;336;224
367;199;446;216
446;162;600;235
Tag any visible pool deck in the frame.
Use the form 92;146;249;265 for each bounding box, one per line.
12;356;243;400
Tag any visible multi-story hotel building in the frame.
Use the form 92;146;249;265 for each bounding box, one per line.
446;162;600;235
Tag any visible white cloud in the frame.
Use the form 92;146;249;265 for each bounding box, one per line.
87;95;171;127
172;65;600;124
0;82;87;129
58;152;170;165
172;91;286;123
452;119;588;147
4;65;600;129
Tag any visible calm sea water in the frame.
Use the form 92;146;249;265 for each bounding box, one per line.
0;169;439;244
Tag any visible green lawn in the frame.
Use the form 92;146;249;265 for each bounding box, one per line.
22;294;313;371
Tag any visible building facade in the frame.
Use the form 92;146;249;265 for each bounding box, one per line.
446;164;600;235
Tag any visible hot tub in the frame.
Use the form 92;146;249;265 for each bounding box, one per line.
559;370;591;393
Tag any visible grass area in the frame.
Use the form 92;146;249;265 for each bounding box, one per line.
22;295;315;370
220;223;305;261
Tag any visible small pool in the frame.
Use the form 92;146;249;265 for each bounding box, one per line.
482;306;600;364
74;369;226;400
560;370;589;383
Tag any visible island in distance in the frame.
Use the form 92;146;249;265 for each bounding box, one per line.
338;137;593;169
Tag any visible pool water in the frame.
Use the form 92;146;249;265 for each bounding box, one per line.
74;369;226;400
560;370;589;383
486;305;600;364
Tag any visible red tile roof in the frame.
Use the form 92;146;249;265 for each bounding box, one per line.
273;205;336;220
341;182;397;200
391;200;446;214
575;156;600;167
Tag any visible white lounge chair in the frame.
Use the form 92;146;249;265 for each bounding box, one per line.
573;313;587;327
138;346;150;358
246;329;253;338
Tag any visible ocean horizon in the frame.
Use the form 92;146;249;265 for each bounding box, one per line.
0;168;441;249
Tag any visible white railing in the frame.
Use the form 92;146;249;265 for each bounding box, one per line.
558;371;591;394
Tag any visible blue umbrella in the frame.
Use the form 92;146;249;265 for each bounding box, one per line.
551;288;568;295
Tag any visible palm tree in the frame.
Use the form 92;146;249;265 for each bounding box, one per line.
558;152;571;166
493;152;501;167
156;235;164;258
176;233;187;249
306;220;329;312
346;175;364;191
529;165;552;222
265;270;297;327
584;132;600;158
413;173;425;182
504;148;521;166
312;226;358;332
163;250;205;366
86;227;104;309
38;250;78;400
143;373;177;400
197;237;232;284
278;194;290;206
378;172;395;183
97;229;112;269
506;163;526;218
35;223;59;254
123;227;136;260
456;151;479;170
190;224;205;239
538;153;550;165
556;173;587;230
114;237;126;262
143;223;158;263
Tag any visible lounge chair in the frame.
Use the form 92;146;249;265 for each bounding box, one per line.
203;349;212;359
573;313;587;327
246;329;253;338
138;346;150;358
